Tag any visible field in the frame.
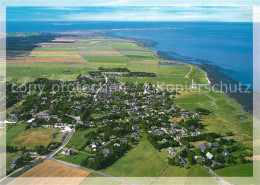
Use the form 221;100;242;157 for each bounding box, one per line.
100;137;166;177
6;124;27;146
214;163;253;177
8;160;91;185
20;160;91;177
6;35;253;179
10;127;63;150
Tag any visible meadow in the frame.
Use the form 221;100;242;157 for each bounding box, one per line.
10;127;63;150
6;35;253;179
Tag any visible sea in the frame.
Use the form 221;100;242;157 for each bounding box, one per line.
7;21;253;112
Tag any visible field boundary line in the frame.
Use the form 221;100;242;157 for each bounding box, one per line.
74;39;97;70
50;158;137;185
198;102;252;137
185;65;193;78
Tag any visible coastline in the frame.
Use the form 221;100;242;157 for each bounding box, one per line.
112;35;252;114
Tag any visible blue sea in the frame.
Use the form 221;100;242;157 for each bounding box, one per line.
7;21;253;111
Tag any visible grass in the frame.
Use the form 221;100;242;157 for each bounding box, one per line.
100;137;166;177
6;124;27;146
187;165;212;177
54;150;89;165
6;36;253;179
66;128;97;151
214;163;253;177
7;62;93;83
10;127;63;150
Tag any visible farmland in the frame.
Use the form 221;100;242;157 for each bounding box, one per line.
8;160;91;185
5;34;254;181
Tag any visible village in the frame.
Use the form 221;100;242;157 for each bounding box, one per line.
6;69;251;172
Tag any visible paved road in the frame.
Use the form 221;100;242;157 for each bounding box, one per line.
50;158;137;185
203;165;229;185
0;129;75;184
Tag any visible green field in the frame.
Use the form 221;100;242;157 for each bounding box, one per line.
7;62;93;83
6;35;253;179
100;137;166;177
6;124;27;146
214;163;253;177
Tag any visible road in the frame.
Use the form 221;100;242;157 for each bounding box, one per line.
1;127;136;185
203;165;229;185
0;128;75;184
50;158;137;185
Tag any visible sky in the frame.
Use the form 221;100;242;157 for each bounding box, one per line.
7;6;252;22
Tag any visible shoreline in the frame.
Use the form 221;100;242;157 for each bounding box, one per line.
113;35;252;114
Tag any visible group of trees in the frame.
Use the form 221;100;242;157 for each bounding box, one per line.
147;134;179;150
123;72;156;77
80;142;130;170
98;67;130;72
195;108;211;115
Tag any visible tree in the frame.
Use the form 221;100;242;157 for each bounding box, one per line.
81;109;91;121
34;145;45;155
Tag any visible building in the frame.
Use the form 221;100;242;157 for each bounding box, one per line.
119;138;128;143
132;125;140;131
10;158;18;169
206;152;213;160
198;144;207;152
222;149;230;157
167;147;176;155
102;149;111;156
61;149;73;156
132;132;140;140
36;112;50;120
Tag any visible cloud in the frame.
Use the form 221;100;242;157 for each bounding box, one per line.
7;6;252;22
40;7;82;11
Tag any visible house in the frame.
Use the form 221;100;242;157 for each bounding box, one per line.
167;147;176;155
189;125;196;131
9;114;19;122
36;112;50;120
162;139;168;143
212;161;221;167
119;138;128;143
132;132;140;140
209;142;220;148
181;127;188;133
30;109;38;115
132;125;140;131
198;144;207;152
170;123;176;129
91;140;101;150
222;149;230;157
113;143;120;147
12;108;21;113
10;158;19;169
206;152;213;159
113;127;121;131
178;157;186;164
150;129;164;136
102;149;111;156
31;122;38;128
61;149;72;156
